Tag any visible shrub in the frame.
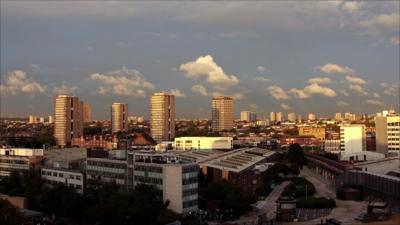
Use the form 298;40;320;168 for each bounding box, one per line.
282;177;316;198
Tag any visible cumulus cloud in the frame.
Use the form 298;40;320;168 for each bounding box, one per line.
391;36;400;45
191;84;209;96
281;103;291;110
231;93;245;100
53;84;79;95
366;99;384;106
345;75;367;85
290;83;336;98
381;82;398;96
0;70;46;95
267;85;290;100
314;63;354;74
341;1;363;14
289;88;310;99
303;83;336;97
168;89;185;97
180;55;239;89
253;76;270;82
360;13;400;30
372;92;381;98
338;89;349;96
256;66;267;73
336;100;349;107
307;77;331;84
349;84;369;96
89;67;154;97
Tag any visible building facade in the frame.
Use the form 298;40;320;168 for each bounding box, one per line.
41;168;84;194
299;126;326;140
240;111;256;122
111;103;128;133
212;96;234;132
82;103;92;122
375;114;400;154
150;93;176;142
54;95;84;147
340;124;366;157
0;148;43;177
174;137;233;151
127;152;198;214
86;157;127;187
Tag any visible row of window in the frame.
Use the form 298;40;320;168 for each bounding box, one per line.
0;159;29;164
183;199;197;208
182;177;197;185
183;188;198;197
182;165;197;174
45;180;83;190
41;170;82;180
135;165;163;173
134;175;163;185
87;160;126;169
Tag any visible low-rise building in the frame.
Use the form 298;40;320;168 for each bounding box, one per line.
127;152;198;214
86;157;127;187
41;168;85;194
298;126;325;140
174;136;233;151
0;148;43;177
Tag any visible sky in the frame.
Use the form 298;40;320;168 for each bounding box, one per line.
1;1;399;119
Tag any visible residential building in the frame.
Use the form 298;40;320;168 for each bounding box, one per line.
83;103;92;122
287;113;296;122
39;117;45;123
240;111;256;122
111;103;128;133
150;92;176;142
299;126;326;140
174;137;233;151
270;112;276;122
334;112;342;121
276;112;283;122
340;124;366;158
0;148;43;177
48;115;54;124
212;96;234;132
54;95;84;147
127;152;198;214
28;115;37;124
324;139;341;153
375;114;400;154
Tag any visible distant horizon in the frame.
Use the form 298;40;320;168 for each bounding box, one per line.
1;1;399;119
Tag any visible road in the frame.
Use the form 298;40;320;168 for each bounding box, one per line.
255;181;290;219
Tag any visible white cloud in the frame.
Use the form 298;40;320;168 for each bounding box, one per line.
179;55;239;90
345;75;367;85
249;103;258;109
89;67;154;97
53;84;79;95
232;93;245;100
168;89;185;97
391;36;400;45
360;13;400;30
253;76;270;82
372;92;381;98
381;82;398;96
315;63;354;74
281;103;291;110
191;84;209;96
303;83;336;97
366;99;384;106
289;82;336;99
267;85;290;100
0;70;46;95
349;84;369;96
338;89;349;96
336;100;349;107
289;88;311;99
256;66;267;73
341;1;363;14
307;77;331;84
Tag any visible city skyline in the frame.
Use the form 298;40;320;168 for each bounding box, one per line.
1;1;399;119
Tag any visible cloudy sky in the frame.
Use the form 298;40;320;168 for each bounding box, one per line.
1;1;399;119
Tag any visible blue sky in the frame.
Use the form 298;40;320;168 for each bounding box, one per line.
1;1;399;119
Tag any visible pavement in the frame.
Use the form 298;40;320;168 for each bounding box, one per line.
255;181;291;219
280;168;368;225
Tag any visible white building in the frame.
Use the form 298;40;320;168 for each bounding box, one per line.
41;168;84;194
287;113;296;122
375;114;400;154
39;117;45;123
270;112;276;122
174;137;233;151
308;113;316;121
28;115;37;124
340;124;366;159
276;112;283;122
127;152;198;214
0;148;44;177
